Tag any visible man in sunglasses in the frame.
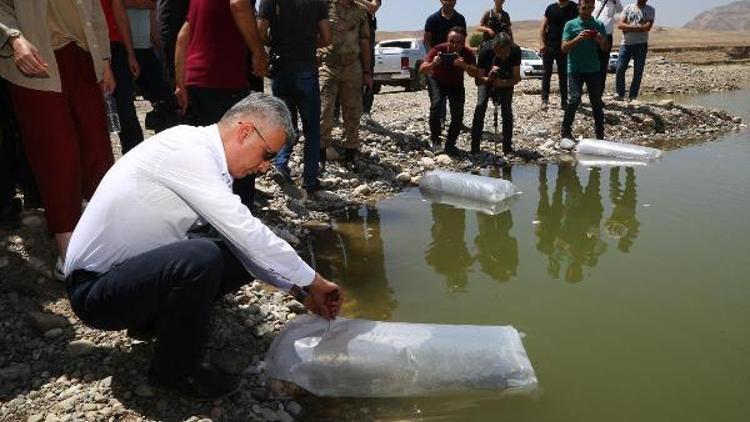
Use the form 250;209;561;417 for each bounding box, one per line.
63;93;343;400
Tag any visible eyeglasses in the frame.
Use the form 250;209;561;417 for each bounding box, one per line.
246;123;278;161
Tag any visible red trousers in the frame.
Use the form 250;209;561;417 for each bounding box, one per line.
10;43;114;234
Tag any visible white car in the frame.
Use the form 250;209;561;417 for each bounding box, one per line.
520;48;555;79
373;38;428;93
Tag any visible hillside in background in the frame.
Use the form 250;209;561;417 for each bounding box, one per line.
377;20;750;52
684;0;750;32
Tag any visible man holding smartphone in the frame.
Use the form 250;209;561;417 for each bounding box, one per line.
560;0;609;140
420;27;482;156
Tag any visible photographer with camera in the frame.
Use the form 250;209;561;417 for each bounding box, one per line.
420;26;482;156
258;0;332;197
560;0;609;140
470;33;521;156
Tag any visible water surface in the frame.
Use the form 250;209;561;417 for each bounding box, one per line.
304;90;750;421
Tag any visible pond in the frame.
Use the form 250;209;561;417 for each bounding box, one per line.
304;90;750;421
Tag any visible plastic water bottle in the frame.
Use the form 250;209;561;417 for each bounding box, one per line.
104;94;121;134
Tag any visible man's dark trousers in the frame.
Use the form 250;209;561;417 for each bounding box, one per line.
562;72;605;139
271;67;321;190
471;84;514;153
541;49;568;108
616;42;648;99
67;239;251;377
110;42;145;154
428;78;464;148
187;87;255;208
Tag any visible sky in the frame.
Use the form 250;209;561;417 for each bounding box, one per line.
377;0;742;31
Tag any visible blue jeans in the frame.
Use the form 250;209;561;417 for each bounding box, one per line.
271;68;321;189
616;43;648;99
562;72;605;139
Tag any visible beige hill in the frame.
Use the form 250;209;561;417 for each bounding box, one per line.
684;0;750;32
377;20;750;51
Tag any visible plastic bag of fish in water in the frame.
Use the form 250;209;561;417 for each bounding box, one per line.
575;139;662;161
419;170;521;205
264;315;538;397
420;189;515;215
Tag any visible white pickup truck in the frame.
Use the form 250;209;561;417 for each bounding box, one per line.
373;38;428;93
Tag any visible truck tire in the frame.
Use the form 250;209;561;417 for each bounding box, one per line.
406;62;426;92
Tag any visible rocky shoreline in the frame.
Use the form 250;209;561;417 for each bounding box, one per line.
1;57;748;421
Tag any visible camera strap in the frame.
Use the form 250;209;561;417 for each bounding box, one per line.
595;0;609;20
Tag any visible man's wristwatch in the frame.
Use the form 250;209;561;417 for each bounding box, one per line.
6;30;22;49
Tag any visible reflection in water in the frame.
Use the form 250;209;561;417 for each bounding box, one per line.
426;167;519;289
474;211;518;282
474;166;518;282
312;207;396;320
425;204;474;292
606;167;640;252
537;165;606;282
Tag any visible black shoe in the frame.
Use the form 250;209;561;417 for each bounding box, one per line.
561;129;574;139
271;168;304;200
148;362;241;401
343;148;358;165
127;326;156;342
305;182;323;198
443;144;461;157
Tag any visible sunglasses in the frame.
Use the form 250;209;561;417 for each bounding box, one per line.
246;123;278;161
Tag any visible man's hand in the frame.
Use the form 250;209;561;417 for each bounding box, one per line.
175;85;189;115
128;52;141;79
101;61;116;94
11;36;49;77
302;275;343;320
453;57;466;69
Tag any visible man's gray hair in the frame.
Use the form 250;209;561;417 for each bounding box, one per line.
220;92;295;143
492;33;512;50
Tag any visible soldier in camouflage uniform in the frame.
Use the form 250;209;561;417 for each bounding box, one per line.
319;0;371;164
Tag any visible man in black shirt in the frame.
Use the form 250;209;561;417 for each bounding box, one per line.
539;0;578;110
470;33;521;155
478;0;513;44
423;0;467;50
258;0;332;196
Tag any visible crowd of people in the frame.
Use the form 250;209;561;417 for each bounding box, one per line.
0;0;655;401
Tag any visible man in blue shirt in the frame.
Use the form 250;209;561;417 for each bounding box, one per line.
560;0;609;140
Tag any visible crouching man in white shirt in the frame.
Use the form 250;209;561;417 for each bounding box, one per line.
63;92;342;400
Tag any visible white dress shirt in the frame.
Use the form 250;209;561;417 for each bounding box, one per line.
64;124;315;292
594;0;624;35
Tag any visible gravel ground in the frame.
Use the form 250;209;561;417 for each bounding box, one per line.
1;57;748;422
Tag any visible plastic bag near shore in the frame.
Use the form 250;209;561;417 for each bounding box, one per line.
577;155;651;168
419;170;522;213
575;139;663;161
264;315;538;397
420;189;516;215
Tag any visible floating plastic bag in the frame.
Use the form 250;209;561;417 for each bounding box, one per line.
577;155;650;168
575;139;662;161
420;189;515;215
264;315;538;397
419;170;521;208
